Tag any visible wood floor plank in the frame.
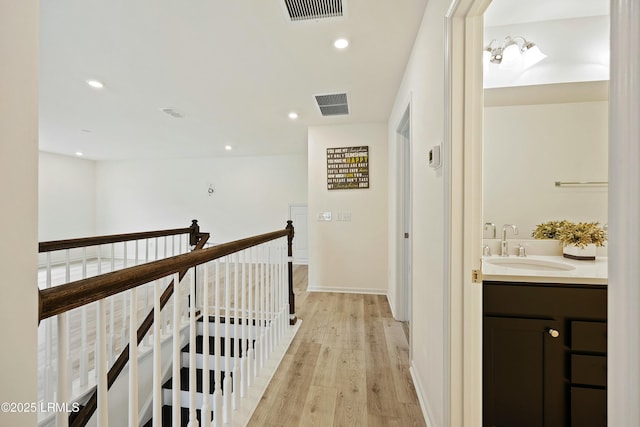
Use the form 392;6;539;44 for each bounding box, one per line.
333;393;367;427
248;266;427;426
300;385;339;427
383;318;420;404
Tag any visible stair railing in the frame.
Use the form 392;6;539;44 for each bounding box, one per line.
38;221;296;427
38;220;205;426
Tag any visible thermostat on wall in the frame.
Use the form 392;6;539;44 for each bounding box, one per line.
429;145;441;168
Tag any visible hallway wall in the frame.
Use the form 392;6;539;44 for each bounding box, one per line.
307;123;388;293
39;151;97;241
95;154;307;243
0;0;39;424
388;1;451;425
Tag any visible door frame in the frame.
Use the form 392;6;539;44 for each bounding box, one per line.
446;0;639;425
396;104;412;324
444;0;492;425
288;203;308;265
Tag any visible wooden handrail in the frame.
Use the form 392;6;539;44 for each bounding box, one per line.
39;228;290;322
39;219;201;253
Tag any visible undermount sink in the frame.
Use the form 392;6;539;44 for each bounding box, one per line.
485;257;576;272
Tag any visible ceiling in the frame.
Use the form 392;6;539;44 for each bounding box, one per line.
485;0;609;27
39;0;428;160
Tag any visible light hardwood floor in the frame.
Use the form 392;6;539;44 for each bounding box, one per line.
248;266;427;427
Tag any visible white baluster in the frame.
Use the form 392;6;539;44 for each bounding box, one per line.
259;246;265;371
109;244;116;363
172;273;182;427
44;253;54;404
247;248;254;385
128;287;139;427
213;389;222;427
188;268;199;427
232;252;239;410
240;250;247;398
64;250;72;396
121;244;129;356
153;279;162;427
213;259;222;427
79;248;88;390
201;264;212;425
223;257;231;423
96;299;109;427
56;312;69;427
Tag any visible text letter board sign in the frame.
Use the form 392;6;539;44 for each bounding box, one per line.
327;146;369;190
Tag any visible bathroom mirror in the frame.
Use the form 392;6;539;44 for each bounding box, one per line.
482;1;609;240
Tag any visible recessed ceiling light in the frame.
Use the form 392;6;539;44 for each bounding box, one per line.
334;38;349;49
288;112;299;120
224;145;232;151
75;152;84;157
86;80;104;89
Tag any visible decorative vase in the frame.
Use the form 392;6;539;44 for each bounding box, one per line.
563;243;596;260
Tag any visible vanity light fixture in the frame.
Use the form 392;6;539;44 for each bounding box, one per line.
484;36;546;70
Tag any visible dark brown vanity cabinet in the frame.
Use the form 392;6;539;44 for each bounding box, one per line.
483;281;607;427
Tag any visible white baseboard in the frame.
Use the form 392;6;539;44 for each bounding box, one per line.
306;285;387;295
410;362;437;427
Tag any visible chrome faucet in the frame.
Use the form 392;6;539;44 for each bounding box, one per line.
484;222;496;239
501;224;518;256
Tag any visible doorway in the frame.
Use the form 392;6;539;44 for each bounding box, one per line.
397;105;412;338
288;203;308;265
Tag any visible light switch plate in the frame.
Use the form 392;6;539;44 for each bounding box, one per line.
317;211;332;221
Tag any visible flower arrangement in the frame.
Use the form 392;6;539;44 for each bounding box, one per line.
531;220;571;240
532;220;607;248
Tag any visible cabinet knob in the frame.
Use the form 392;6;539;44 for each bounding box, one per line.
547;328;560;338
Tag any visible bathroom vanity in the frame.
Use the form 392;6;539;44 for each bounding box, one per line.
482;256;607;427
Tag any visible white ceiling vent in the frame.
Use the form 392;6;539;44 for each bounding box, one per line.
283;0;343;21
314;93;349;116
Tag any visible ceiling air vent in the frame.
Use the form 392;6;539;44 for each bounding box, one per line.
284;0;343;21
314;93;349;116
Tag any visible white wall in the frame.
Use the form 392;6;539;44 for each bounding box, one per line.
388;1;449;425
0;0;39;424
95;154;307;243
307;123;388;293
484;100;608;239
39;151;96;241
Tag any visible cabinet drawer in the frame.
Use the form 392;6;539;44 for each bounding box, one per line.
483;282;607;318
571;354;607;386
571;387;606;427
572;321;607;352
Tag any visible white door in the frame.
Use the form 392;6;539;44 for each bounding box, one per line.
289;204;308;264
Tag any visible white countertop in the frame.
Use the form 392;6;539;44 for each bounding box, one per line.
482;255;608;285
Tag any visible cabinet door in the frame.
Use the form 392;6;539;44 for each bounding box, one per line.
484;317;565;427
